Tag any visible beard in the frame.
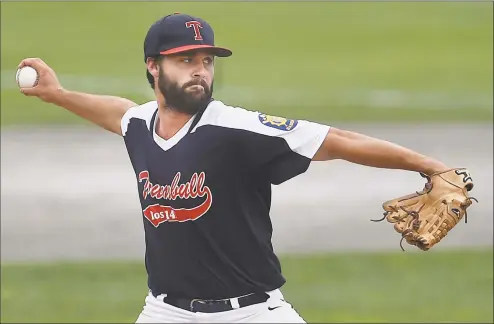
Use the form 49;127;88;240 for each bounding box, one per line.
157;69;213;115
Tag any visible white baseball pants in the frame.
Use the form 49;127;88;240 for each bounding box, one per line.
135;289;306;323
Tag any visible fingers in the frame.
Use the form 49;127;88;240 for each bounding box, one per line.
18;57;49;70
20;87;38;96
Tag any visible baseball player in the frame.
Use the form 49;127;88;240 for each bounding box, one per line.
18;12;476;324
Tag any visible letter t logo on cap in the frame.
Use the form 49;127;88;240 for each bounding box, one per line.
185;21;203;40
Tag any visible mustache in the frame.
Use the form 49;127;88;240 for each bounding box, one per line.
183;79;209;91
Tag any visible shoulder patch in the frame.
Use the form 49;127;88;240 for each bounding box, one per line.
258;113;298;131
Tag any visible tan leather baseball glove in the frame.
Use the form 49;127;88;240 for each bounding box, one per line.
372;168;478;251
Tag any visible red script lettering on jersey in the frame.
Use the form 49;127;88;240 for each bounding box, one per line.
138;171;212;227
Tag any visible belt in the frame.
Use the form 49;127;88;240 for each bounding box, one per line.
160;292;270;313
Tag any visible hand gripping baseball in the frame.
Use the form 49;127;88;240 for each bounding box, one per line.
17;58;63;103
372;168;478;251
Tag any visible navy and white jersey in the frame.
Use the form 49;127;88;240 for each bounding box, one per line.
120;99;330;300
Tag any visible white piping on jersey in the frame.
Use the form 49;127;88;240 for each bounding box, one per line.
120;100;330;159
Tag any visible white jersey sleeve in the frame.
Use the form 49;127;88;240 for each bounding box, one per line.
195;101;331;184
120;100;158;136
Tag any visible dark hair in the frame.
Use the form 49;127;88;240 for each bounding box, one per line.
146;56;165;90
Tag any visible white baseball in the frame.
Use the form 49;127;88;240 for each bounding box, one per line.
16;66;39;88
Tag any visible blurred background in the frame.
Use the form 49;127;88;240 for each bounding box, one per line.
1;1;492;323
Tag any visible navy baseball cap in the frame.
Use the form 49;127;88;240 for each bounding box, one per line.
144;13;232;62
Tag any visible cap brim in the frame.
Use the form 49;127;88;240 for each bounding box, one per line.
160;45;232;57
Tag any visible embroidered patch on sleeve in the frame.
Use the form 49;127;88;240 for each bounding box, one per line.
258;113;298;131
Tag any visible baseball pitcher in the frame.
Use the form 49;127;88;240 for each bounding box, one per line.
17;12;477;324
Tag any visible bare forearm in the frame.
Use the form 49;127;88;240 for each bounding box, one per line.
18;58;137;135
50;88;136;135
319;129;448;175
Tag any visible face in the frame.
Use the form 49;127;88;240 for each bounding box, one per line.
154;51;215;115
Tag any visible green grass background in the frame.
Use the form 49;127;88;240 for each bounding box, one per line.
1;3;493;323
1;249;492;323
1;1;492;125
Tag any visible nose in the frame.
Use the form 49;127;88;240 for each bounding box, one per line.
192;62;209;80
192;68;207;80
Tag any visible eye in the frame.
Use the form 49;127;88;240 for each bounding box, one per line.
204;57;214;65
181;57;192;63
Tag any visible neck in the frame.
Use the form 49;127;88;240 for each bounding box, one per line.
155;98;194;140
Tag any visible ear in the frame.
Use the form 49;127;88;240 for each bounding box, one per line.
146;57;160;79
